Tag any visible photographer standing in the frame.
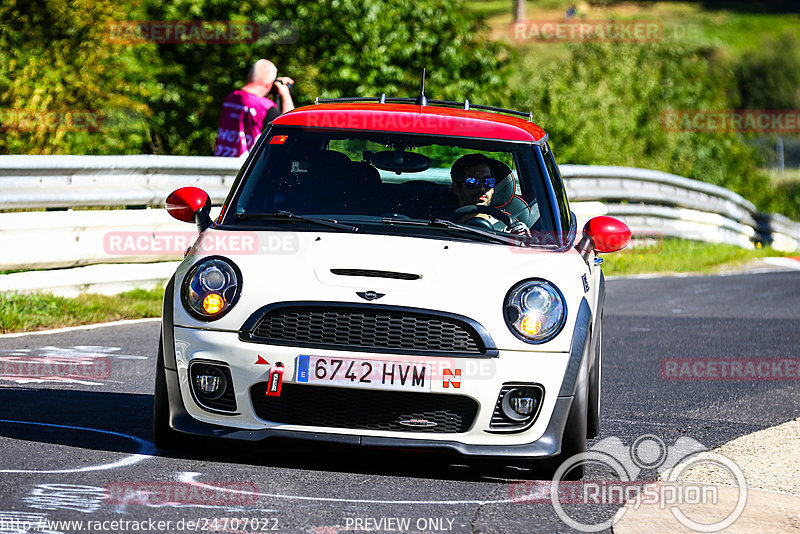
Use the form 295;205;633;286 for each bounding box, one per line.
214;59;294;157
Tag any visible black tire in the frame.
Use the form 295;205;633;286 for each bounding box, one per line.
587;326;602;439
528;338;590;480
532;390;588;480
153;336;187;450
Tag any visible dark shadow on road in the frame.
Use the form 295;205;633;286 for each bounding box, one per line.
0;387;536;482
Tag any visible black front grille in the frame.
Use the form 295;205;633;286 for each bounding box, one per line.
250;383;478;433
246;305;485;355
330;269;421;280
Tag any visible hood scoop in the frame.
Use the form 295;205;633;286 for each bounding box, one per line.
330;268;421;281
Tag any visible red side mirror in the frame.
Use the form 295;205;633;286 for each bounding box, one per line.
583;216;631;253
166;187;210;223
166;187;212;232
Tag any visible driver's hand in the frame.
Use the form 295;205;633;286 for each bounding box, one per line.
507;220;531;237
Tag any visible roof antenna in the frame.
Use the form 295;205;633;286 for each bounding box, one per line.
415;68;428;106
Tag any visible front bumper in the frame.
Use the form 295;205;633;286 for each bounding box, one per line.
164;322;584;458
164;359;573;457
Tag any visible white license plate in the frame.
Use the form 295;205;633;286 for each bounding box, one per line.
296;355;430;392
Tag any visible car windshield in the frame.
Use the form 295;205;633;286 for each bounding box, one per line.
225;128;557;246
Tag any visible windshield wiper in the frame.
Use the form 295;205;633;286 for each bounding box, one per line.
235;211;359;232
381;217;525;247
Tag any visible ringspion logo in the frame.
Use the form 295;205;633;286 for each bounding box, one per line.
509;434;747;532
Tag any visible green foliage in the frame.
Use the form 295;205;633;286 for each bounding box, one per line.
733;32;800;109
3;0;796;223
0;0;509;156
0;0;158;154
772;179;800;221
511;42;775;210
142;0;512;155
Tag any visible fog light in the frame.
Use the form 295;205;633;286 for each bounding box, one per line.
501;388;539;421
193;367;227;400
509;395;535;415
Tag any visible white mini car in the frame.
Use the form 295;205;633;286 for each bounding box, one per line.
154;97;630;478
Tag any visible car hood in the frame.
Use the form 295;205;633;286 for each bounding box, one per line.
172;229;592;352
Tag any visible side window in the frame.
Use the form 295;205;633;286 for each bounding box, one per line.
543;144;572;232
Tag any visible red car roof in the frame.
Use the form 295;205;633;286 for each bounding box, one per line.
271;103;547;143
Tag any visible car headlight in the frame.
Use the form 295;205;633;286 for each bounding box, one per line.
504;279;567;343
181;257;242;320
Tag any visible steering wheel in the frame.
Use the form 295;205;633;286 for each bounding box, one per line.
451;205;519;231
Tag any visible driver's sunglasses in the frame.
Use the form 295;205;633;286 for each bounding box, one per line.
463;176;496;189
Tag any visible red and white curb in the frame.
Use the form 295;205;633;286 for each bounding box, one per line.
762;257;800;270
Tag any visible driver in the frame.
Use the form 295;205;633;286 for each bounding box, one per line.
451;153;496;208
450;154;529;236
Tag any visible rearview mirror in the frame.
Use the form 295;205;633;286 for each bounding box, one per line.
371;149;431;174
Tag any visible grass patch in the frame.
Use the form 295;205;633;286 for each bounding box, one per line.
602;238;791;277
0;287;164;334
468;0;800;56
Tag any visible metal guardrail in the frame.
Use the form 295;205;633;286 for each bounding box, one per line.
0;155;238;209
561;165;800;251
1;156;798;275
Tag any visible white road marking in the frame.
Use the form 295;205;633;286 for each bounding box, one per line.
178;472;517;506
0;510;63;534
144;503;278;512
0;420;154;474
24;484;106;513
0;318;160;339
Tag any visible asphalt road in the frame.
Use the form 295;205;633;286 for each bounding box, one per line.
1;270;799;534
